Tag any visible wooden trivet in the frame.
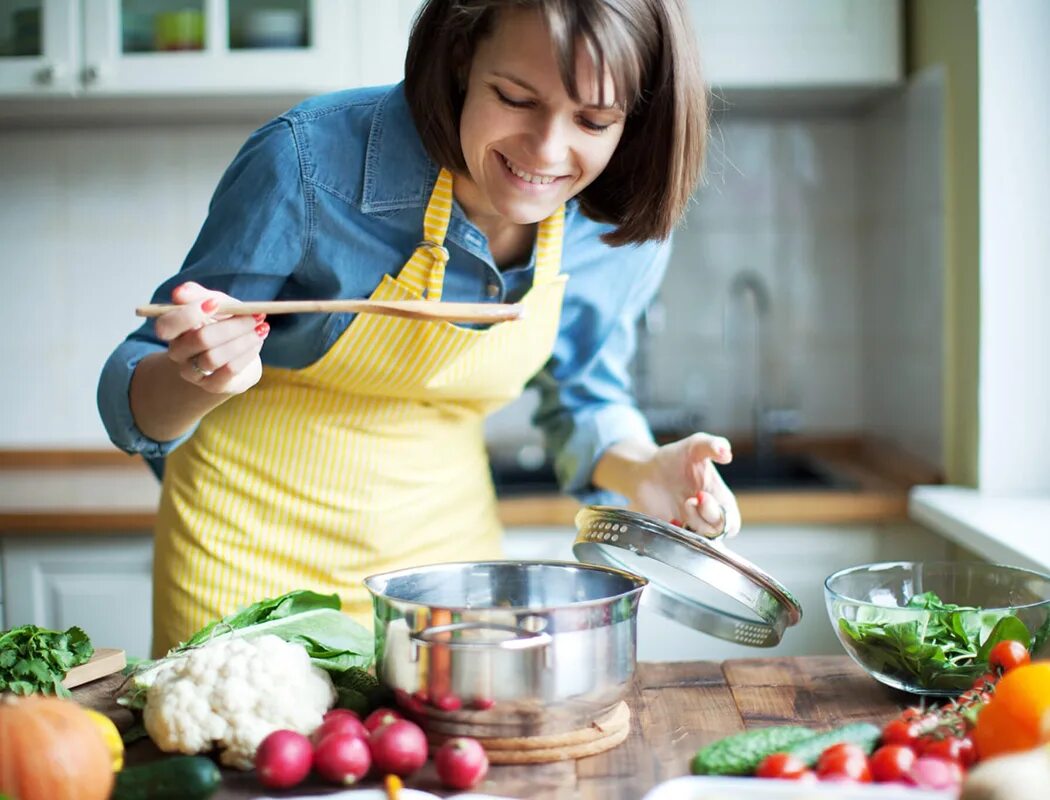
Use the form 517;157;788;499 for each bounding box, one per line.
427;701;630;764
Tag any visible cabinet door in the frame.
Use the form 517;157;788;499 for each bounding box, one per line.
2;534;154;659
690;0;901;88
0;0;79;95
80;0;357;96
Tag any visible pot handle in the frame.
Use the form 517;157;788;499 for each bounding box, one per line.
410;622;552;652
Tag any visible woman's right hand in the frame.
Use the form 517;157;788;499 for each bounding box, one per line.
154;281;269;395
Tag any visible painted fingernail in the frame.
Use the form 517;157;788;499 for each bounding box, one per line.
253;313;266;323
695;490;706;503
670;518;683;528
201;298;218;313
255;322;270;337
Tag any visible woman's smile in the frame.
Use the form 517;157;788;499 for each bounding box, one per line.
496;152;568;191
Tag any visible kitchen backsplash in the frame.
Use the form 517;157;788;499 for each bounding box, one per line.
0;76;943;469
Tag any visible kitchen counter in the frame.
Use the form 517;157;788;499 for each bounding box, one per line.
76;655;908;800
0;437;939;533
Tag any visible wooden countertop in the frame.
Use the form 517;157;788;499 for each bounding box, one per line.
0;436;940;534
75;656;909;800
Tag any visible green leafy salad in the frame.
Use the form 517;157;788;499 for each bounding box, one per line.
837;590;1050;692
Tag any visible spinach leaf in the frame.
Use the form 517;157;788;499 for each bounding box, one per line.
838;591;1034;693
0;624;94;697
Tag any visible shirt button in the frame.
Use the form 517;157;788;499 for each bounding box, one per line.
486;283;501;298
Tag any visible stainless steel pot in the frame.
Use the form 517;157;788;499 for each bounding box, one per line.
364;560;647;737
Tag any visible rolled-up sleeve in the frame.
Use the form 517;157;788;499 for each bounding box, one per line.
531;235;671;505
97;116;308;460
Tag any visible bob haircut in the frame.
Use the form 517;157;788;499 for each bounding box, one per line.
404;0;707;247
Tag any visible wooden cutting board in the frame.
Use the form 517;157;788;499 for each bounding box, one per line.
62;648;126;690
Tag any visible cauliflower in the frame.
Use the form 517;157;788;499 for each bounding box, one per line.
143;634;335;769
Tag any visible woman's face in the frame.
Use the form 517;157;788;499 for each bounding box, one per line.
457;7;627;226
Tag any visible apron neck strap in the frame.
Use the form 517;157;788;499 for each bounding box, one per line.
398;169;565;301
399;168;454;301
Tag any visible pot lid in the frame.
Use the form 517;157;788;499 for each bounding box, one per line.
573;506;802;647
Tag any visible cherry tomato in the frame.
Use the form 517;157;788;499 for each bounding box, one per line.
922;735;977;768
756;752;809;780
816;742;873;783
989;640;1031;674
972;672;999;691
881;718;923;750
869;744;917;783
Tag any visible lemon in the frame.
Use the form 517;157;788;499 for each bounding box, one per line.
84;708;124;771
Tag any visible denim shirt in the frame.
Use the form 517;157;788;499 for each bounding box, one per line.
98;83;667;503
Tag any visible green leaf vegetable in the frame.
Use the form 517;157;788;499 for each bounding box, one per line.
838;590;1035;692
0;624;94;697
121;590;375;709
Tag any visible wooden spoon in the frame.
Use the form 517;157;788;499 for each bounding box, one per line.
136;299;524;324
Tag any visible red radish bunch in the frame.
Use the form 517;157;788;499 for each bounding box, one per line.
254;706;489;791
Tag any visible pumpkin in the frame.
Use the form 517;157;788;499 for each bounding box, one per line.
0;693;114;800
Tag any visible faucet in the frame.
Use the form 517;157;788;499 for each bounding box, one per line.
724;270;777;463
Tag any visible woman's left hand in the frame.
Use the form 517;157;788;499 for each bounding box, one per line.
626;433;741;539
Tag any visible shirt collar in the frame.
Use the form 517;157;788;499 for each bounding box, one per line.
360;83;439;215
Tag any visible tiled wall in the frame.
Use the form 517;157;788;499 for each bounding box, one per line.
0;122;256;446
0;85;943;467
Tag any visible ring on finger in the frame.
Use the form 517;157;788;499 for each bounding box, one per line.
190;355;213;378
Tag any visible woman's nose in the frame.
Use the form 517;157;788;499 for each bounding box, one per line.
526;113;570;166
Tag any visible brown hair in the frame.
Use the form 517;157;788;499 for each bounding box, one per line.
404;0;707;246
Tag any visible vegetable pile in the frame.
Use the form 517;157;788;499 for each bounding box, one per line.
837;590;1050;692
691;641;1044;793
0;624;93;697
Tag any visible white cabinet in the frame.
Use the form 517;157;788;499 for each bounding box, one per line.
1;534;154;659
0;0;410;99
690;0;902;89
505;521;951;663
0;1;80;95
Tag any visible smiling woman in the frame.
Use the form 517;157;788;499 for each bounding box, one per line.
97;0;732;658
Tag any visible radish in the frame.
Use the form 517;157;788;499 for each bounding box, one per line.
313;711;369;744
254;729;314;789
323;708;360;722
363;707;404;733
907;756;964;790
435;737;489;790
432;693;462;712
368;718;429;776
314;732;372;785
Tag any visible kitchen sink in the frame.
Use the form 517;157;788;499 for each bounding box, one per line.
714;452;856;491
489;449;857;496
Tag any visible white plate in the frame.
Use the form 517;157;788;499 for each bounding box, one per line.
641;776;956;800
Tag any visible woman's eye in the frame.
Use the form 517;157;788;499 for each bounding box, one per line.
579;117;612;133
494;88;531;108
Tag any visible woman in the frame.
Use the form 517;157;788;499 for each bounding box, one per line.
98;0;741;657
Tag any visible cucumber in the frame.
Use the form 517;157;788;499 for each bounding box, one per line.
786;722;882;766
112;755;222;800
690;725;816;776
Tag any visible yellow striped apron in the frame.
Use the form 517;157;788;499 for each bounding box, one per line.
151;169;567;655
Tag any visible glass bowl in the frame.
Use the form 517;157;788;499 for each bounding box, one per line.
825;561;1050;695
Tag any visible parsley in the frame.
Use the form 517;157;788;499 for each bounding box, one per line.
0;624;94;697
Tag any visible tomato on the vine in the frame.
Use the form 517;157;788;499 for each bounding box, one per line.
972;672;999;692
921;735;977;768
881;718;924;749
869;744;917;783
756;752;809;780
816;743;873;783
988;640;1031;674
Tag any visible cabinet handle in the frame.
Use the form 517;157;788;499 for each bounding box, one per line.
82;64;103;85
34;63;63;85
